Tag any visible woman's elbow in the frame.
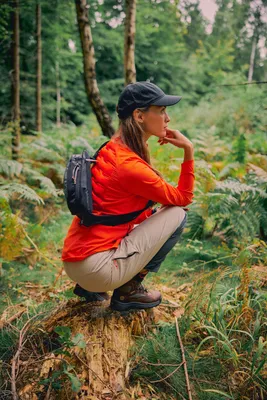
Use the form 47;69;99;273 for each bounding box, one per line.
182;193;194;206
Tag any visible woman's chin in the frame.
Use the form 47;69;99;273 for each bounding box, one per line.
151;131;166;138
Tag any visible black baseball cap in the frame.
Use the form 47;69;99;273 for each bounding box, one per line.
117;81;182;119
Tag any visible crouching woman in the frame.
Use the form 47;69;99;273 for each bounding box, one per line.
61;81;195;312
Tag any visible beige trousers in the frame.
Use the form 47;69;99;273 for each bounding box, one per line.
63;206;186;292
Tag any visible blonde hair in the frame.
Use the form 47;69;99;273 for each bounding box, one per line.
116;105;164;181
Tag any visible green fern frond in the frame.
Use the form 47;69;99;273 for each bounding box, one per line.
215;179;267;199
22;142;64;162
216;196;265;242
68;137;96;153
209;193;239;216
247;154;267;172
35;135;66;155
218;162;244;179
0;159;23;178
193;131;227;161
186;208;205;240
0;182;44;204
23;167;59;197
187;172;267;243
247;163;267;183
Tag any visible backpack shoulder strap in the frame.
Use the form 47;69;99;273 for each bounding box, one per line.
92;141;110;160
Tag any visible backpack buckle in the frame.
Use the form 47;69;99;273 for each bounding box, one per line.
85;158;98;162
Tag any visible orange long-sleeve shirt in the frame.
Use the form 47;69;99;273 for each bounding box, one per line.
61;137;195;262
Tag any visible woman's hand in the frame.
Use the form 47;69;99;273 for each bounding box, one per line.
158;128;193;149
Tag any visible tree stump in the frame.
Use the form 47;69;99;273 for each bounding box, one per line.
16;298;156;400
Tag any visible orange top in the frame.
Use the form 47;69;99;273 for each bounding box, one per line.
61;137;195;262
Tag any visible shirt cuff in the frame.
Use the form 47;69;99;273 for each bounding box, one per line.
181;159;194;171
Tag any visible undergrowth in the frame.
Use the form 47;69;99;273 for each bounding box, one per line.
132;252;267;399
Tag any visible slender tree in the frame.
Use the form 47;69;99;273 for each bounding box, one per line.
11;0;20;160
36;1;42;132
247;5;264;83
75;0;114;138
124;0;136;85
248;33;257;83
55;60;61;127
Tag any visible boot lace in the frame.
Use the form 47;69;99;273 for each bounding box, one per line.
136;282;148;293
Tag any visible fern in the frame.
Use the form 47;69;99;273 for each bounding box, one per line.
218;162;244;179
232;133;247;163
187;162;267;244
247;163;267;183
0;159;23;178
215;178;267;198
0;210;26;260
23;167;61;197
22;142;64;162
247;154;267;172
0;182;44;204
192;131;228;162
68;137;96;154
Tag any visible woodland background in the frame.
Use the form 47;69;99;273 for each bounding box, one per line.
0;0;267;399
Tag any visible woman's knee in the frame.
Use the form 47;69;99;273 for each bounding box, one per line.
174;211;187;234
162;206;187;229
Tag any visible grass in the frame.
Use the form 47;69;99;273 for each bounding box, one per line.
132;268;267;399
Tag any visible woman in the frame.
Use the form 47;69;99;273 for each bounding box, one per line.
62;81;195;312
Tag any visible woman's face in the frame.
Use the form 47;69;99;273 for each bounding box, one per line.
136;105;171;139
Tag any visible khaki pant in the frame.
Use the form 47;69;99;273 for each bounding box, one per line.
63;206;186;292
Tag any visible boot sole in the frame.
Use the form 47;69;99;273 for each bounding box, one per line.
110;298;162;312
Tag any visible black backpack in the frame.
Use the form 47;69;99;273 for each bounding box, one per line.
63;141;154;226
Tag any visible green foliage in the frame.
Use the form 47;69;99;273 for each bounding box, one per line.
38;326;85;392
54;326;86;352
0;182;44;205
232;133;247;164
132;320;225;399
39;364;82;392
0;205;26;261
0;159;23;177
134;247;267;399
1;0;266;128
166;128;267;246
0;122;104;263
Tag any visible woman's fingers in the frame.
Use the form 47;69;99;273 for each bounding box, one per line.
158;138;168;145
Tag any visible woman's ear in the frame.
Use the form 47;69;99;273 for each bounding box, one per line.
132;109;144;123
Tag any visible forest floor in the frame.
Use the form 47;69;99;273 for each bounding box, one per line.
1;268;194;400
1;208;266;399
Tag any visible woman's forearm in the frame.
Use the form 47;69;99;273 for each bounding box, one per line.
183;144;194;162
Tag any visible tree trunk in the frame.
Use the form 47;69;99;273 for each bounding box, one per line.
124;0;137;85
248;33;257;83
11;0;20;160
36;2;42;133
248;5;262;84
56;60;61;127
75;0;114;138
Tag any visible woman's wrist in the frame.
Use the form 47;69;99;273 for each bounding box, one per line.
183;144;194;162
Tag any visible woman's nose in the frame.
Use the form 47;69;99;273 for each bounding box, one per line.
165;113;170;123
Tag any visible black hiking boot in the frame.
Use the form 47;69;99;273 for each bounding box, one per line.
73;283;110;302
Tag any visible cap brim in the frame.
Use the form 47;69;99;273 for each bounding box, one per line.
151;95;182;107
